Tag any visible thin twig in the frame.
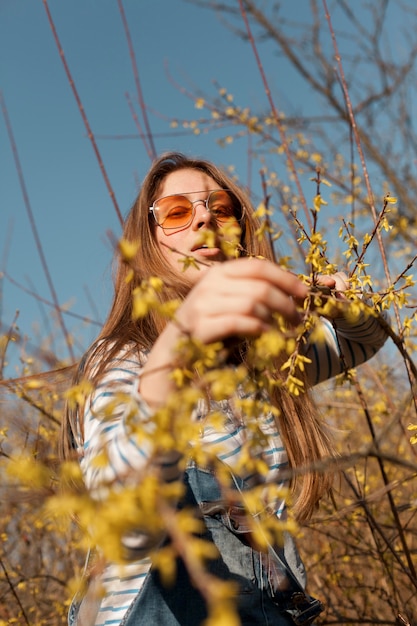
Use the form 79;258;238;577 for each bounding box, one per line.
352;376;417;581
343;470;417;589
0;91;75;362
348;199;390;277
259;170;277;264
117;0;157;160
125;91;155;160
3;271;101;328
0;311;19;378
0;558;31;625
237;0;313;230
42;0;123;226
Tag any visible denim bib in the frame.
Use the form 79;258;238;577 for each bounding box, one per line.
118;464;315;626
70;464;322;626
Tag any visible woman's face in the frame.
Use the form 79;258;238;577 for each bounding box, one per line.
152;168;237;284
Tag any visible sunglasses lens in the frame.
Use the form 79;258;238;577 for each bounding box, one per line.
155;195;193;229
152;190;241;229
208;191;238;223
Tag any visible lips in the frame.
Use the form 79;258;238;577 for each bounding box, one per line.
191;244;222;258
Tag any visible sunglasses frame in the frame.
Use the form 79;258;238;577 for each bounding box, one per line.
149;189;243;230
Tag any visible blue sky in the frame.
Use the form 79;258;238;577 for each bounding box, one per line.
0;1;404;376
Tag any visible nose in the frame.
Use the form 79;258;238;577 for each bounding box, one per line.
191;199;213;229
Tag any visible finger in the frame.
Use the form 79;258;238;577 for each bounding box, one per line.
332;272;349;292
197;278;301;325
178;289;296;343
315;276;336;289
187;314;270;344
221;258;309;299
316;272;349;292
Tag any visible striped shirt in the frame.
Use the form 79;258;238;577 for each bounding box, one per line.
75;311;387;625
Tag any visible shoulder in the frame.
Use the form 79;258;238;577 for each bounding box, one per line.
84;340;149;384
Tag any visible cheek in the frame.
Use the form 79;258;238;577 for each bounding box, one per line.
155;226;175;252
154;228;184;272
156;225;188;248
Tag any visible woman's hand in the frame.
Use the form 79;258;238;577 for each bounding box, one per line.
309;271;350;320
315;271;349;296
139;258;308;407
175;258;309;344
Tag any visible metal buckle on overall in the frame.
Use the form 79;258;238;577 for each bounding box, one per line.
288;592;325;626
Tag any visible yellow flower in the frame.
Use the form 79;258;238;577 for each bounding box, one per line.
118;238;139;261
313;194;328;211
311;153;322;163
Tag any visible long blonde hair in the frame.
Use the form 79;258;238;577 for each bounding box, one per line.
61;152;336;520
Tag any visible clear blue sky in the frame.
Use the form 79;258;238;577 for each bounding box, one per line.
0;1;403;376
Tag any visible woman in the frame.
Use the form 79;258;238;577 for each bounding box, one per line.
62;152;387;626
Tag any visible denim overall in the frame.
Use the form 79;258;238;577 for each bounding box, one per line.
69;464;322;626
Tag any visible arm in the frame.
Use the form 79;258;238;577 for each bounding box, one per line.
304;312;387;385
80;349;182;495
303;273;388;385
80;348;183;558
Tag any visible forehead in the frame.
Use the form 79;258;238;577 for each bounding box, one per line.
158;168;220;198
